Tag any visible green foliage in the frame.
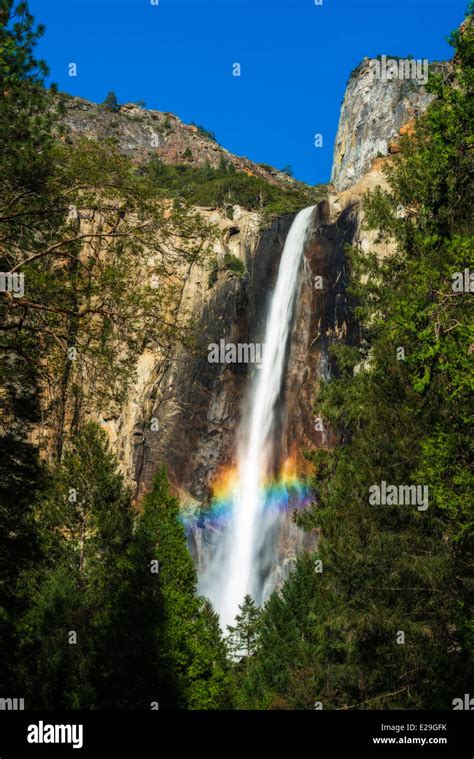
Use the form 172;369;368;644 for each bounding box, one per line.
190;122;217;142
239;556;321;709
11;427;230;709
227;594;261;660
0;0;60;692
0;0;63;188
208;259;218;288
102;90;119;112
16;423;135;707
135;466;231;709
224;252;245;277
144;158;323;218
218;155;231;173
0;433;46;694
226;595;262;708
207;253;246;288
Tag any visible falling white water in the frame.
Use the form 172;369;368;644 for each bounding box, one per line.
199;206;315;630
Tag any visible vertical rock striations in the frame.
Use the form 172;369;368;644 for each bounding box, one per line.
331;57;434;191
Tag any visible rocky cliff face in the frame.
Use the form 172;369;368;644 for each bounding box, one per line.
100;197;363;496
331;57;434;191
61;95;305;190
110;205;267;503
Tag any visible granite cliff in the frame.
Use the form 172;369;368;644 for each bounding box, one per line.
331;56;437;190
61;95;308;191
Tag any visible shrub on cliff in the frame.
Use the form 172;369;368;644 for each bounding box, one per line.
190;122;217;142
224;253;245;277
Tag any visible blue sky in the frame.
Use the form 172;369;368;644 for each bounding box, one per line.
30;0;467;185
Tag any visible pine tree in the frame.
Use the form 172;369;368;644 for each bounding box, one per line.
227;595;261;660
0;0;60;695
186;598;232;709
0;0;62;187
16;423;134;708
0;435;45;695
136;467;230;709
102;90;119;112
238;557;320;709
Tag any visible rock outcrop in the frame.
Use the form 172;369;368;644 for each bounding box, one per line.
331;57;434;191
61;95;308;191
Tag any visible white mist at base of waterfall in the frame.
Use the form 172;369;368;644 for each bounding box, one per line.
198;206;315;631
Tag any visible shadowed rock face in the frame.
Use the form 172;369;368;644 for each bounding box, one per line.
131;212;297;503
130;200;360;500
284;200;360;458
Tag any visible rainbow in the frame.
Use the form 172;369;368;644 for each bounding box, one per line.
180;456;313;531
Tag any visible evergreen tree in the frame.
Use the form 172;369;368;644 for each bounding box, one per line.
0;0;61;187
238;557;320;709
227;595;261;660
14;429;230;709
102;90;119;112
186;598;232;709
137;467;230;709
0;0;60;694
16;423;134;708
0;435;45;695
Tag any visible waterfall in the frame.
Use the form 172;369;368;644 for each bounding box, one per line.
200;206;315;630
